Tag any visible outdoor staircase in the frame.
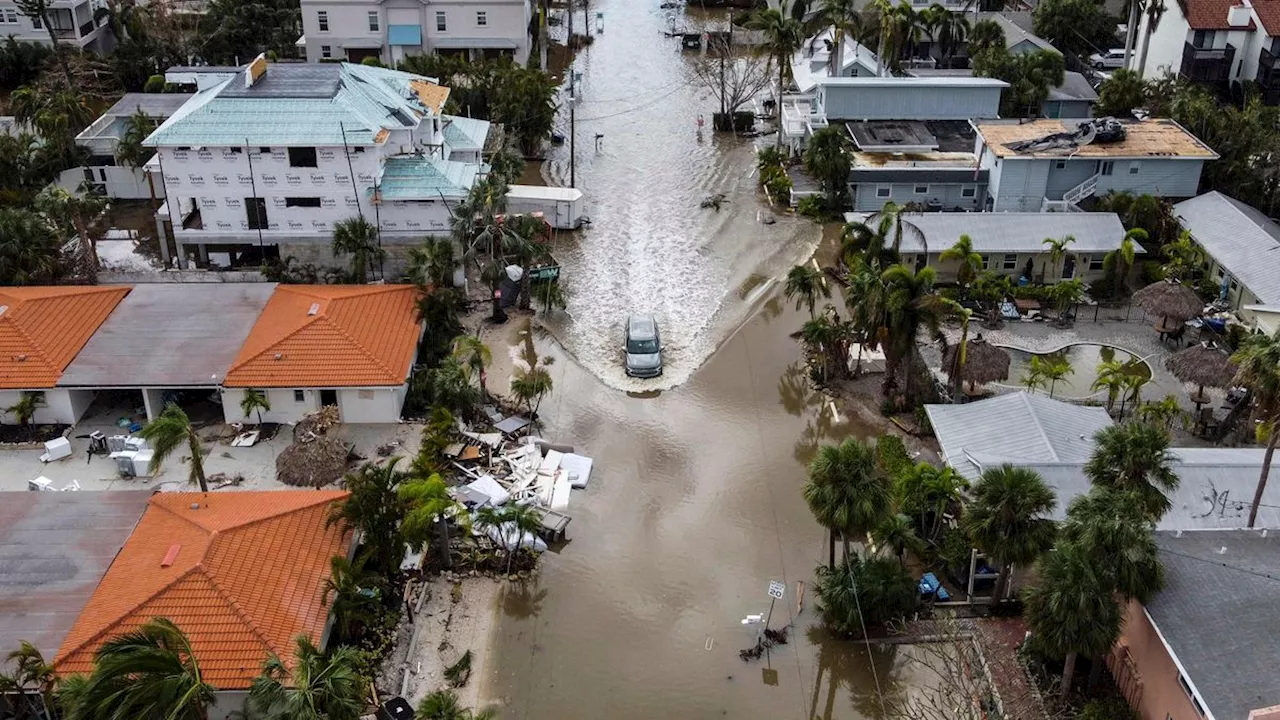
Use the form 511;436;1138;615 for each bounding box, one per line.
1043;172;1101;212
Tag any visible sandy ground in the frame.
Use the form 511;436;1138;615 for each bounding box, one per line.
395;576;504;712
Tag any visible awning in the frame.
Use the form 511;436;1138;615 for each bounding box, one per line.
341;39;384;49
388;24;422;46
431;37;518;50
295;33;306;47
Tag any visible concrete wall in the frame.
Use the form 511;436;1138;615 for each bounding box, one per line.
0;389;95;425
223;386;404;423
850;181;986;212
1115;599;1209;720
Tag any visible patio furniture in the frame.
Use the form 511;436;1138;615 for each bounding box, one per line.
1014;298;1040;313
918;572;951;602
1196;407;1220;438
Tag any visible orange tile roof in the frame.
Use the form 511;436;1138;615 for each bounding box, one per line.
223;285;422;388
53;491;351;689
0;286;129;389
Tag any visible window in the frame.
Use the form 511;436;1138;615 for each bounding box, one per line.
368;11;379;31
979;255;989;269
358;389;375;399
913;184;929;195
1192;29;1214;48
31;13;40;28
294;389;306;403
476;10;487;25
285;197;322;208
961;185;977;198
245;197;268;229
1089;254;1104;270
0;8;17;23
1178;674;1206;717
1100;160;1115;176
352;146;365;153
1003;254;1017;270
436;10;446;31
317;10;328;31
287;147;318;167
259;146;271;154
1128;160;1141;174
875;185;891;198
1054;159;1066;169
320;45;331;59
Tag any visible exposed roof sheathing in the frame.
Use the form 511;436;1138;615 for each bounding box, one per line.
0;286;130;389
53;491;351;689
977;119;1218;159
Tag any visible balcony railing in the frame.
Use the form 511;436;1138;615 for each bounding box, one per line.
50;27;75;38
1180;42;1235;85
1259;48;1280;104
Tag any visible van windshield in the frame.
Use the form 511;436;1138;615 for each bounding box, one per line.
627;338;659;354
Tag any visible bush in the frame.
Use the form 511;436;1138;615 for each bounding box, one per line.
1079;698;1139;720
796;194;826;219
143;74;166;93
761;167;792;204
361;56;385;67
875;435;912;479
1140;260;1165;285
815;555;917;634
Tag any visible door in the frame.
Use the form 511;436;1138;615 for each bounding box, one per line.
1062;254;1076;280
320;389;338;407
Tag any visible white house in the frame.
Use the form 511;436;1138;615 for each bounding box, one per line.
70;92;191;200
221;284;423;425
146;58;486;271
974;118;1218;211
0;0;112;51
1135;0;1280;102
297;0;531;65
1173;191;1280;321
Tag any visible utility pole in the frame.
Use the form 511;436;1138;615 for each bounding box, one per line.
569;0;576;188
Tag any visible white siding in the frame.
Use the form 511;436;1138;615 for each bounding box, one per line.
337;386;405;423
915;251;1108;283
1093;158;1204;198
222;387;321;425
0;389;95;425
222;387;403;424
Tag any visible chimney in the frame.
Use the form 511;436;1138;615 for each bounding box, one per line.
1228;2;1252;27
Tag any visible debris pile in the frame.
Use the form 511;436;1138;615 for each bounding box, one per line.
276;406;352;487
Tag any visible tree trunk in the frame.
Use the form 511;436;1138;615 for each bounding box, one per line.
828;529;836;569
41;11;74;90
991;561;1011;604
774;59;785;150
1123;0;1139;70
1137;16;1154;79
1087;653;1104;691
1248;421;1278;527
189;431;209;493
438;516;453;569
1060;651;1078;696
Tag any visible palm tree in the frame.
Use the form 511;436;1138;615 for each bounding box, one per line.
331;216;385;284
939;234;982;289
476;503;542;574
747;4;804;149
34;184;109;273
139;402;208;493
511;365;553;416
784;264;830;319
4;640;54;718
1160;229;1204;282
804;126;852;211
406;237;457;288
416;690;497;720
1041;235;1075;282
803;437;894;567
1136;394;1189;432
5;391;43;426
1039;354;1074;399
249;635;365;720
1084;422;1178;521
962;464;1057;604
894;461;966;545
1120;372;1149;417
400;470;459;567
1091;359;1127;413
845;262;885;375
814;554;917;634
0;207;63;285
452;334;492;395
869;200;925;257
324;556;386;642
815;0;863;75
871;0;895;75
880;263;946;408
240;388;270;425
873;512;924;565
1046;278;1085;326
69;618;216;720
1060;487;1164;604
330;460;408;574
800;307;854;382
968;18;1005;53
1023;543;1123;696
1231;329;1280;528
1104;228;1143;295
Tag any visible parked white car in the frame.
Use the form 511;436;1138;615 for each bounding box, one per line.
1090;49;1127;70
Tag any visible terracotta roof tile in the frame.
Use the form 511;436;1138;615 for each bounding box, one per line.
224;285;421;388
1184;0;1255;30
1251;0;1280;34
0;286;129;389
53;491;351;689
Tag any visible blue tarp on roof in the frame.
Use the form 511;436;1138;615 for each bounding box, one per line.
388;25;422;46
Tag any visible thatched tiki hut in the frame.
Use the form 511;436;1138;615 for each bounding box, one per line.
1166;342;1239;409
1133;279;1204;340
942;335;1011;394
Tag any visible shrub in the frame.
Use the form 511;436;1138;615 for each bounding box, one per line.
143;74;166;93
1140;260;1165;285
762;169;792;204
875;435;912;479
815;555;917;634
796;194;827;219
1079;698;1139;720
361;56;385;67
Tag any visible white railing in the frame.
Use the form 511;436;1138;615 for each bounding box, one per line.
1063;172;1100;205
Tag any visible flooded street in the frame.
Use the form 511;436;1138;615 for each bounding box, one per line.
539;0;819;391
478;2;935;717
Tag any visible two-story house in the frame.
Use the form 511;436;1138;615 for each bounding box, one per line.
298;0;531;65
0;0;111;51
1137;0;1280;102
146;58;488;271
973;118;1218;211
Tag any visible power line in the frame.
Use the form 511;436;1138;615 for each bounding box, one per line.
575;81;697;122
850;572;890;717
1159;544;1280;584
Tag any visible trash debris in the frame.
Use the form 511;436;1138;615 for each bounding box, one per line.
276;437;352;487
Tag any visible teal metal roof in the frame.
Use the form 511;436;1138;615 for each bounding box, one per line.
145;63;447;147
375;155;481;200
442;115;489;151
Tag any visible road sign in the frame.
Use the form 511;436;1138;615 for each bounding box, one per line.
767;581;785;599
529;265;561;281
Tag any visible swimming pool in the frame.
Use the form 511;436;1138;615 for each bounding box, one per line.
999;343;1152;400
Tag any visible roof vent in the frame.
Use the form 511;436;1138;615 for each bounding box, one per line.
161;544;181;567
189;502;199;510
1219;546;1228;554
14;354;25;362
274;352;284;360
307;303;320;316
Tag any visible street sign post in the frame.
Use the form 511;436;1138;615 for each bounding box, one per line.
764;580;784;630
529;265;561;282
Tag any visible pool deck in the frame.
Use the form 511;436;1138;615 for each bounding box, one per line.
930;305;1217;443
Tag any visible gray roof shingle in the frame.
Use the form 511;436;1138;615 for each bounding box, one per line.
901;212;1132;255
1146;530;1280;719
1174;191;1280;306
924;392;1114;480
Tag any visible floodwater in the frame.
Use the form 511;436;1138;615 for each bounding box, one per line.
477;1;939;717
539;0;820;391
1002;342;1153;400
